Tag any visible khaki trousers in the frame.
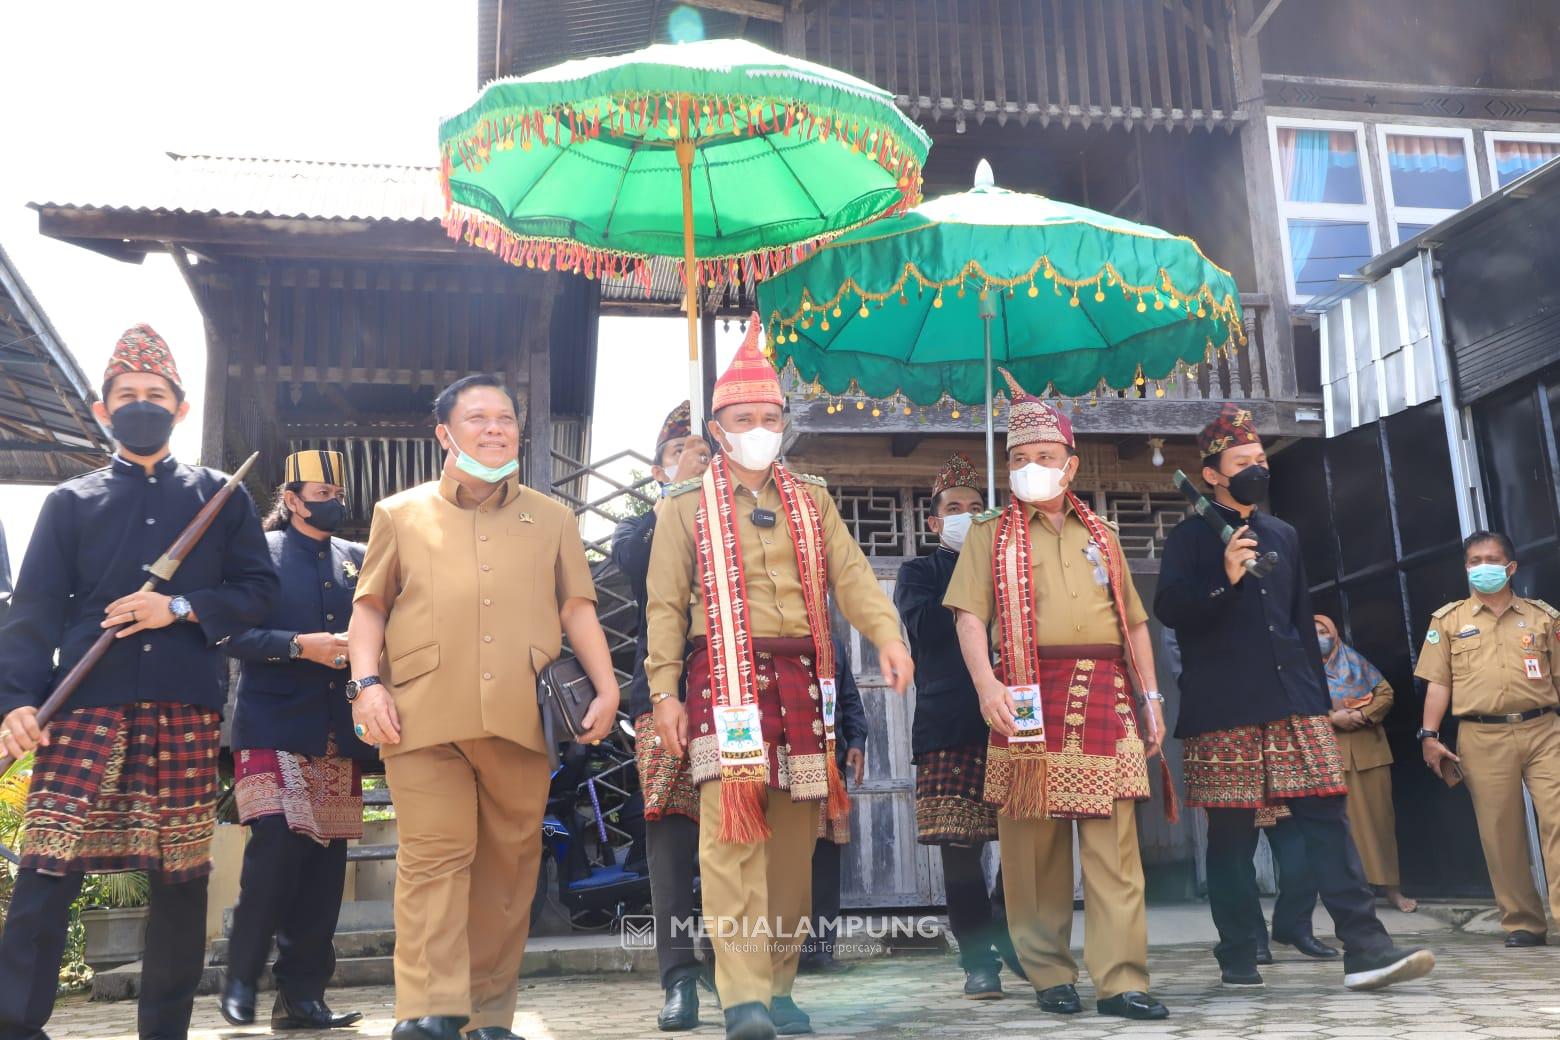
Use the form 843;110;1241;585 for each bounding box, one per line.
1459;712;1560;936
698;782;818;1010
998;801;1150;998
1343;763;1401;887
384;737;549;1029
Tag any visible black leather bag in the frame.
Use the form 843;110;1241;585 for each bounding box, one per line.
537;656;595;769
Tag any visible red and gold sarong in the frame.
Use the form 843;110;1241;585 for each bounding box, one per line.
1182;714;1347;809
21;702;220;881
915;743;998;845
233;736;364;844
636;711;701;822
983;651;1151;819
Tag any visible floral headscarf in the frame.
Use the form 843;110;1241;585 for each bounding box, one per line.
1315;614;1384;708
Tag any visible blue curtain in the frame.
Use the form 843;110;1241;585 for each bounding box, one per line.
1285;130;1333;276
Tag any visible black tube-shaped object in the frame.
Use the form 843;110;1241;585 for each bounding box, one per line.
1172;469;1279;578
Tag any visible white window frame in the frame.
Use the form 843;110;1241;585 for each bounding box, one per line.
1374;124;1480;247
1267;117;1380;304
1485;130;1560;190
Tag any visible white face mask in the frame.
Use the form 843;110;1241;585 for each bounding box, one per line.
718;425;783;471
939;512;974;551
1009;462;1067;504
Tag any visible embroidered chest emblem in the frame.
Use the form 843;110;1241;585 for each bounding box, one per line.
1083;542;1109;587
517;512;535;525
342;560;359;580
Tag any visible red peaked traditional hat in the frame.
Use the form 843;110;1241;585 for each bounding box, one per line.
999;368;1073;450
103;324;182;392
711;314;783;413
1197;402;1262;460
932;453;981;498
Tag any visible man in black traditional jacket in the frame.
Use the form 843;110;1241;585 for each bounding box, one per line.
611;401;712;1032
220;449;379;1031
1154;403;1432;994
0;325;276;1040
894;453;1021;1000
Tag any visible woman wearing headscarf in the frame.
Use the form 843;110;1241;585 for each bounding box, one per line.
1314;615;1416;913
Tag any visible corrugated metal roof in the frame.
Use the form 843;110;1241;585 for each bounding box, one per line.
34;153;444;224
0;243;112;484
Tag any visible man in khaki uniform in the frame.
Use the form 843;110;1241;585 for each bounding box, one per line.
1416;530;1560;949
945;371;1169;1022
645;317;913;1040
347;375;621;1040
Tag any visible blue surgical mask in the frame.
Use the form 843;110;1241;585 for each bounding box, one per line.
1318;634;1336;657
1467;562;1512;595
444;428;518;484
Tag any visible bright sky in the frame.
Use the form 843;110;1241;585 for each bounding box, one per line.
0;2;728;570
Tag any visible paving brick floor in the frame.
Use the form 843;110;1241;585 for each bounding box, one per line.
48;934;1560;1039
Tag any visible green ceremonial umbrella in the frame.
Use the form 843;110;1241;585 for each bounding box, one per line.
758;161;1244;499
439;37;931;429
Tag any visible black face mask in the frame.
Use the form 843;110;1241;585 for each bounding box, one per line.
296;497;347;533
110;401;175;456
1227;464;1271;506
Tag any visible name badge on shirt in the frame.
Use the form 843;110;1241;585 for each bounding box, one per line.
1525;656;1545;680
715;704;764;757
1008;684;1046;742
819;677;838;729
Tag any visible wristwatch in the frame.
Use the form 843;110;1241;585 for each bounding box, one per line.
345;676;382;702
1137;690;1165;705
1415;727;1440;742
651;691;676;706
169;596;193;623
287;634;302;660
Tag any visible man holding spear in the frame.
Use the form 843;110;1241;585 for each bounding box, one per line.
0;326;276;1040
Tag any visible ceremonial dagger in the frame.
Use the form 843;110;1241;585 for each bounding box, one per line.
1172;469;1279;578
0;452;261;863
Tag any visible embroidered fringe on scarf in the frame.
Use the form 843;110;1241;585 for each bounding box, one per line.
695;454;844;843
989;492;1179;823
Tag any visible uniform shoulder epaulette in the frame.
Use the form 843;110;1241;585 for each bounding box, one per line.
1430;601;1460;620
1102;517;1120;532
794;472;829;488
973;507;1003;523
664;477;702;498
1530;599;1560;619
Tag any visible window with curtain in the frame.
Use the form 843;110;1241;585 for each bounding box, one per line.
1272;122;1375;301
1489;135;1560;187
1377;128;1477;247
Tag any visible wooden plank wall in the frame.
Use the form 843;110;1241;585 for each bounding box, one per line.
806;0;1242;130
198;259;550;502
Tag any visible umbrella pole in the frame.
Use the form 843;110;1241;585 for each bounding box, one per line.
677;106;703;433
980;294;998;505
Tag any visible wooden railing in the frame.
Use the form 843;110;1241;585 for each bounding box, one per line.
803;0;1244;131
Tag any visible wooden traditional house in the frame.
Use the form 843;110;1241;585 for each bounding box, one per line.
477;0;1560;906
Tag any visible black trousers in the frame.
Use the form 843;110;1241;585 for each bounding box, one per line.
646;814;704;989
226;815;348;1001
0;869;207;1040
939;843;1018;973
1265;816;1320;942
1205;796;1390;971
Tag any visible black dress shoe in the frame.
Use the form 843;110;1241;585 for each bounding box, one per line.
391;1016;471;1040
770;996;813;1036
465;1030;523;1040
1220;967;1265;988
1256;941;1274;965
1506;930;1548;948
1098;991;1170;1021
722;1001;777;1040
1275;933;1341;959
1036;983;1082;1015
219;978;256;1027
272;992;364;1030
658;974;700;1032
962;965;1003;1000
1342;945;1435;991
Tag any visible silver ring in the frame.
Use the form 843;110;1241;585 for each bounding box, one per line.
333;655;346;668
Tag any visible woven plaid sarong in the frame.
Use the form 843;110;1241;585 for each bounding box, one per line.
234;736;364;844
1183;713;1347;810
636;711;701;822
915;742;998;845
21;702;221;881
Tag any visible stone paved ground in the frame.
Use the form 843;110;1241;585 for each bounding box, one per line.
50;935;1560;1040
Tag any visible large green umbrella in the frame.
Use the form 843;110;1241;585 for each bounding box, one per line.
439;37;930;429
758;161;1243;498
